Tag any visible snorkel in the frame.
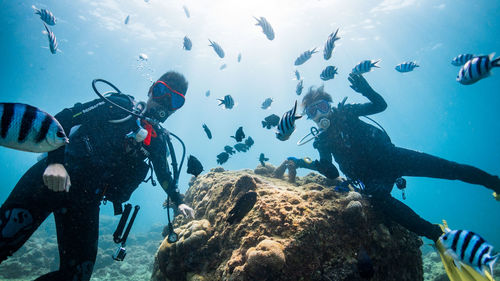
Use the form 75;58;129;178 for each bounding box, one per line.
92;78;185;243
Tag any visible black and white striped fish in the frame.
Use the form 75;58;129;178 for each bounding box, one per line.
183;5;190;18
296;80;304;96
43;23;58;54
294;70;301;80
320;66;338;81
32;5;56;26
276;101;302;141
395;61;419;73
351;60;380;75
208;39;225;58
439;228;499;276
452;54;475;66
238;53;242;62
254;16;275;41
294;48;318;66
0;103;68;153
457;54;500;85
183;36;192;50
323;28;340;60
218;95;234;109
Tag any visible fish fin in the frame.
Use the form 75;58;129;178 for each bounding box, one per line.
253;16;261;25
485;254;499;276
333;27;340;40
262;121;267;128
372;59;381;68
217;99;224;106
492;57;500;67
32;5;40;14
311;47;318;53
42;22;50;33
295;114;303;120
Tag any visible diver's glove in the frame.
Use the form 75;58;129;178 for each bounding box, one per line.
178;204;195;219
348;73;375;96
287;157;308;168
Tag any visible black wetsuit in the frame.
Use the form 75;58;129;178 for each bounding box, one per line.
305;88;500;242
0;94;183;280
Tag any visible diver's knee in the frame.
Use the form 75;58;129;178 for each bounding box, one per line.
0;207;34;239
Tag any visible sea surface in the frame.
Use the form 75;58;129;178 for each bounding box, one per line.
1;0;499;280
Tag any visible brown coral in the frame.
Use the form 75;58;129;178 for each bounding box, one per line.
152;168;424;281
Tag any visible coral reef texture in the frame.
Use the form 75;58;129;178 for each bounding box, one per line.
152;165;425;281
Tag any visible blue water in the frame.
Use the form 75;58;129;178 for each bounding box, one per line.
1;0;499;258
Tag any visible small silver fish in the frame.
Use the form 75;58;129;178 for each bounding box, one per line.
238;53;242;62
457;53;499;85
208;39;225;58
183;5;190;18
124;15;130;25
351;59;380;74
452;54;475;66
395;61;419;73
0;103;68;152
294;70;301;80
43;23;58;54
183;36;192;50
323;28;340;60
296;80;303;96
139;53;148;61
220;64;227;70
254;16;275;40
276;100;302;141
205;90;210;97
320;66;338;81
294;48;317;66
32;5;56;26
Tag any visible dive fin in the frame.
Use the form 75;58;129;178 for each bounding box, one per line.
436;221;495;281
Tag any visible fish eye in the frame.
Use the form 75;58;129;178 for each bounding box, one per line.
56;131;65;138
443;236;448;240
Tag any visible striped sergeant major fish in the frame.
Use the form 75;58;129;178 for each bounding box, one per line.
124;15;130;25
323;28;340;60
452;54;475;66
296;80;304;96
43;23;58;54
183;36;192;50
351;59;380;75
439;228;499;276
32;5;56;26
320;65;338;81
0;103;68;153
276;100;302;141
294;48;317;66
208;39;225;58
254;16;275;40
395;61;419;73
218;95;234;109
457;53;500;85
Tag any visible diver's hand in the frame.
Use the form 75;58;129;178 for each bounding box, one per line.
178;204;195;219
43;163;71;192
348;73;374;95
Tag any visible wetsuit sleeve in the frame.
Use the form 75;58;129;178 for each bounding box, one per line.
149;132;183;206
308;140;340;179
46;96;132;165
344;88;387;117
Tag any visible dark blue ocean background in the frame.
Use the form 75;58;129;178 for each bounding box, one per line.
1;0;499;275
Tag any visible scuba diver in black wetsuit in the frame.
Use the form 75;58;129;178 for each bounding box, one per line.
288;73;500;242
0;71;194;281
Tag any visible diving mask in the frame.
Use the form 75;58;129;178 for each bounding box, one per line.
305;100;331;119
151;81;185;110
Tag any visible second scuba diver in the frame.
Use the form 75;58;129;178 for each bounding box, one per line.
0;71;194;281
288;73;500;243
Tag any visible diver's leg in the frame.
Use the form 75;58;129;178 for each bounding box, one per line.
392;147;500;193
0;160;55;263
370;193;442;241
34;192;100;281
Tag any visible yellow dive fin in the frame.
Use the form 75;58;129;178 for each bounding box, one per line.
436;221;496;281
494;192;499;202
